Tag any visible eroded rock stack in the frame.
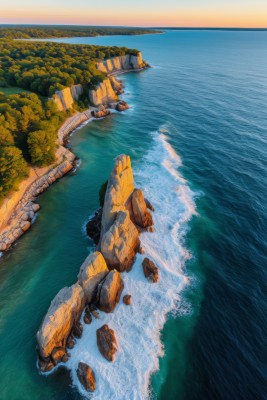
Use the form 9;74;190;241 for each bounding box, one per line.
36;154;156;392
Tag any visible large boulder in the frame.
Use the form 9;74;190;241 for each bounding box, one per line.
101;155;134;235
77;362;96;392
36;283;85;360
131;189;153;229
100;210;140;272
97;270;124;312
96;325;117;362
77;251;109;303
142;257;159;283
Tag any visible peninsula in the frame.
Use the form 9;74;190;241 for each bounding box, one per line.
36;154;159;393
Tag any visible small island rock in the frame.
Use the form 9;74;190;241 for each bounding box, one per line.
96;325;117;362
77;362;96;392
142;257;159;283
123;294;131;305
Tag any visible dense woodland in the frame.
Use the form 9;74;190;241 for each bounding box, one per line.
0;25;160;39
0;40;139;96
0;34;141;201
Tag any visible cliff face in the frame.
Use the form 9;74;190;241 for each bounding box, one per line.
88;78;118;107
53;53;146;110
96;52;146;74
53;84;83;111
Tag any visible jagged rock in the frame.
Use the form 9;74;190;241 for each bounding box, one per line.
84;314;92;324
36;283;85;360
96;325;117;362
93;108;110;118
86;209;102;244
145;198;155;212
101;210;140;272
101;154;134;234
73;321;83;338
78;251;109;303
51;347;66;365
77;362;96;392
131;189;153;229
91;310;100;319
53;84;83;111
62;353;69;363
116;101;129;112
142;258;159;283
109;76;123;93
123;294;131;305
66;335;76;349
38;357;55;373
97;270;124;313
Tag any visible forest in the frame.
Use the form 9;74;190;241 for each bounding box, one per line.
0;25;161;39
0;36;140;201
0;40;139;96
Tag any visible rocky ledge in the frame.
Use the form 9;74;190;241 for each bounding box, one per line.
36;154;158;392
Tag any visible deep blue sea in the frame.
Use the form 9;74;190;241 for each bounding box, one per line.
0;30;267;400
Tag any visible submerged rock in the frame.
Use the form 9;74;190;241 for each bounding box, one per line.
96;325;118;362
142;257;159;283
131;189;153;229
97;270;124;313
86;209;102;244
77;362;96;392
78;251;109;303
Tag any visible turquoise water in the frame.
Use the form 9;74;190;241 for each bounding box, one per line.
1;30;267;399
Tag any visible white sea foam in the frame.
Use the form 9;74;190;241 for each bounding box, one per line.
66;126;196;399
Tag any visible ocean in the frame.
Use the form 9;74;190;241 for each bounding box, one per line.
0;30;266;400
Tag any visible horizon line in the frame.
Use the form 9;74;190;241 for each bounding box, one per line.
0;24;267;30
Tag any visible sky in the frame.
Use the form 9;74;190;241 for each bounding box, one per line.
1;0;267;28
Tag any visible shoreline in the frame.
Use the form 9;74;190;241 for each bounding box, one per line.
0;63;148;253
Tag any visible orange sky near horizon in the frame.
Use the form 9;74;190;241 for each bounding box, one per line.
1;2;267;28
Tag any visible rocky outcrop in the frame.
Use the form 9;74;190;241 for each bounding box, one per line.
97;270;124;312
142;258;159;283
77;362;96;392
116;101;129;112
101;155;134;234
101;210;140;272
92;105;111;118
77;252;109;303
96;53;146;74
36;283;85;363
131;189;153;229
96;325;118;362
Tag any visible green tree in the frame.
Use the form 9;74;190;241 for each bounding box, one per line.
27;130;56;166
0;146;28;199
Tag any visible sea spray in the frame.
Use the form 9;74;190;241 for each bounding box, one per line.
66;127;196;399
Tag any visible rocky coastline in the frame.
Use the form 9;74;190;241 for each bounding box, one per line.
36;154;159;393
0;52;148;253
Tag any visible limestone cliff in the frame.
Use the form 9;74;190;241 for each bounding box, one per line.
53;84;83;111
88;79;118;106
96;52;146;74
